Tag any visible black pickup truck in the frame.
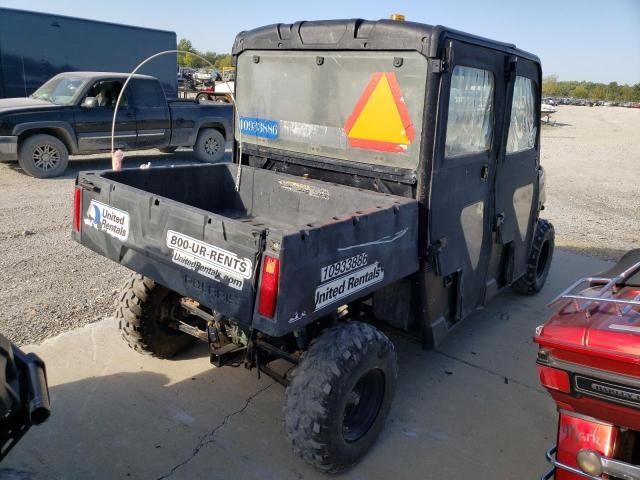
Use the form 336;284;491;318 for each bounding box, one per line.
0;72;233;178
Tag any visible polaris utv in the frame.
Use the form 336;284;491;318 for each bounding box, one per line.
72;18;554;472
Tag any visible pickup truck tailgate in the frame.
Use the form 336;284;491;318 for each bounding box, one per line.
73;164;419;333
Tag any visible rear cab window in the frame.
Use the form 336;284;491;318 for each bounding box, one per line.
506;76;537;154
131;79;165;107
445;66;495;157
235;50;428;171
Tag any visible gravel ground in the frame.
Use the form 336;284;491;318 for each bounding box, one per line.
541;106;640;260
0;108;638;345
0;150;202;345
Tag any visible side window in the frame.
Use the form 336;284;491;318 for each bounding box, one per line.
445;66;494;157
85;80;127;108
131;80;165;108
506;76;537;154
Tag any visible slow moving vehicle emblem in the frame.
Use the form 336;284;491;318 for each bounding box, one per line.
344;72;415;153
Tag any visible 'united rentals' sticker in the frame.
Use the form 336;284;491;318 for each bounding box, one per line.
84;200;129;241
166;230;252;291
314;261;384;311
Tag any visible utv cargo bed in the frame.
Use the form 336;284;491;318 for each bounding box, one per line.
74;163;418;335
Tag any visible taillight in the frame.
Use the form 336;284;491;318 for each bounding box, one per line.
73;187;82;232
537;365;571;393
556;411;618;480
258;255;280;318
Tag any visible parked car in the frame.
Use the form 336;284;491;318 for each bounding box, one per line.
535;250;640;479
0;72;232;177
71;18;554;472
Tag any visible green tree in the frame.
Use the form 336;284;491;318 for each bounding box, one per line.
572;85;589;98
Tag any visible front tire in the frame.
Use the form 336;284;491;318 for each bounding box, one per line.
116;274;196;358
513;218;555;295
18;134;69;178
194;128;225;163
285;322;397;473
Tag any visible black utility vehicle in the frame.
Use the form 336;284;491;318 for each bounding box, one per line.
0;72;232;177
72;19;554;472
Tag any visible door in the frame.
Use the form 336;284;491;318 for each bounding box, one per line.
129;79;171;149
494;58;541;282
74;79;137;152
428;41;508;320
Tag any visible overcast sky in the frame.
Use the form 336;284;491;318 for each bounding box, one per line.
2;0;639;84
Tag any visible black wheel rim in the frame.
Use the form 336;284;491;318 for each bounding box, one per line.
536;240;551;280
342;369;385;443
204;136;220;156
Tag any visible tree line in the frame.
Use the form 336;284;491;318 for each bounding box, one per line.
177;38;232;70
543;75;640;102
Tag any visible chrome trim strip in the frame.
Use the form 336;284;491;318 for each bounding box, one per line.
574;375;640;409
540;356;640;389
137;132;166;137
80;134;137;140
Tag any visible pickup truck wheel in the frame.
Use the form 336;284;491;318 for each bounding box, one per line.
284;322;397;473
18;134;69;178
512;219;555;295
116;274;196;358
194;128;225;163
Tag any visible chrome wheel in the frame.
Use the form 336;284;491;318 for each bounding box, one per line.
32;144;60;171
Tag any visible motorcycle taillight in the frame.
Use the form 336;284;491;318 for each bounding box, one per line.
556;411;618;480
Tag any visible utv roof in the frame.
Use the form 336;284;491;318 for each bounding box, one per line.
232;18;540;64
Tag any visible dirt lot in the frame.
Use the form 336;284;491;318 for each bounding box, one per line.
542;105;640;259
0;151;201;345
0;106;638;345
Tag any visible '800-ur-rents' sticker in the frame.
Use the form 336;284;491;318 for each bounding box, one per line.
166;230;252;291
84;200;129;241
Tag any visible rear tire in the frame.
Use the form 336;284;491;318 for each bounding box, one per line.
116;274;196;358
284;322;397;473
513;218;555;295
18;134;69;178
194;128;225;163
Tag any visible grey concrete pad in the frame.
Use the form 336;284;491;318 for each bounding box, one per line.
2;250;610;480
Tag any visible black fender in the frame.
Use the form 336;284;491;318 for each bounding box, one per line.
189;112;233;145
13;122;79;154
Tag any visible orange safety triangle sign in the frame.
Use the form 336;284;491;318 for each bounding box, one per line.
344;72;415;153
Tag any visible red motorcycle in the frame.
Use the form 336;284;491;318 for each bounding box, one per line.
535;250;640;479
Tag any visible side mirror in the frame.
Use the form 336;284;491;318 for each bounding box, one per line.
81;97;97;108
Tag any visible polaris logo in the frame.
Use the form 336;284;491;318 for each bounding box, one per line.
575;375;640;409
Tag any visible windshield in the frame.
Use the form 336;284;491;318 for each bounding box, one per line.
236;50;427;171
31;75;87;105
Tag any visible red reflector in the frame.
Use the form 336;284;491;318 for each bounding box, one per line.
556;412;618;479
73;187;82;232
537;365;571;393
258;256;280;318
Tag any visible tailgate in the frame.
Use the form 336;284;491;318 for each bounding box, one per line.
72;172;264;324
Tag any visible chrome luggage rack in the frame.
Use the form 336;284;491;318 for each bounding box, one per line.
549;259;640;316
